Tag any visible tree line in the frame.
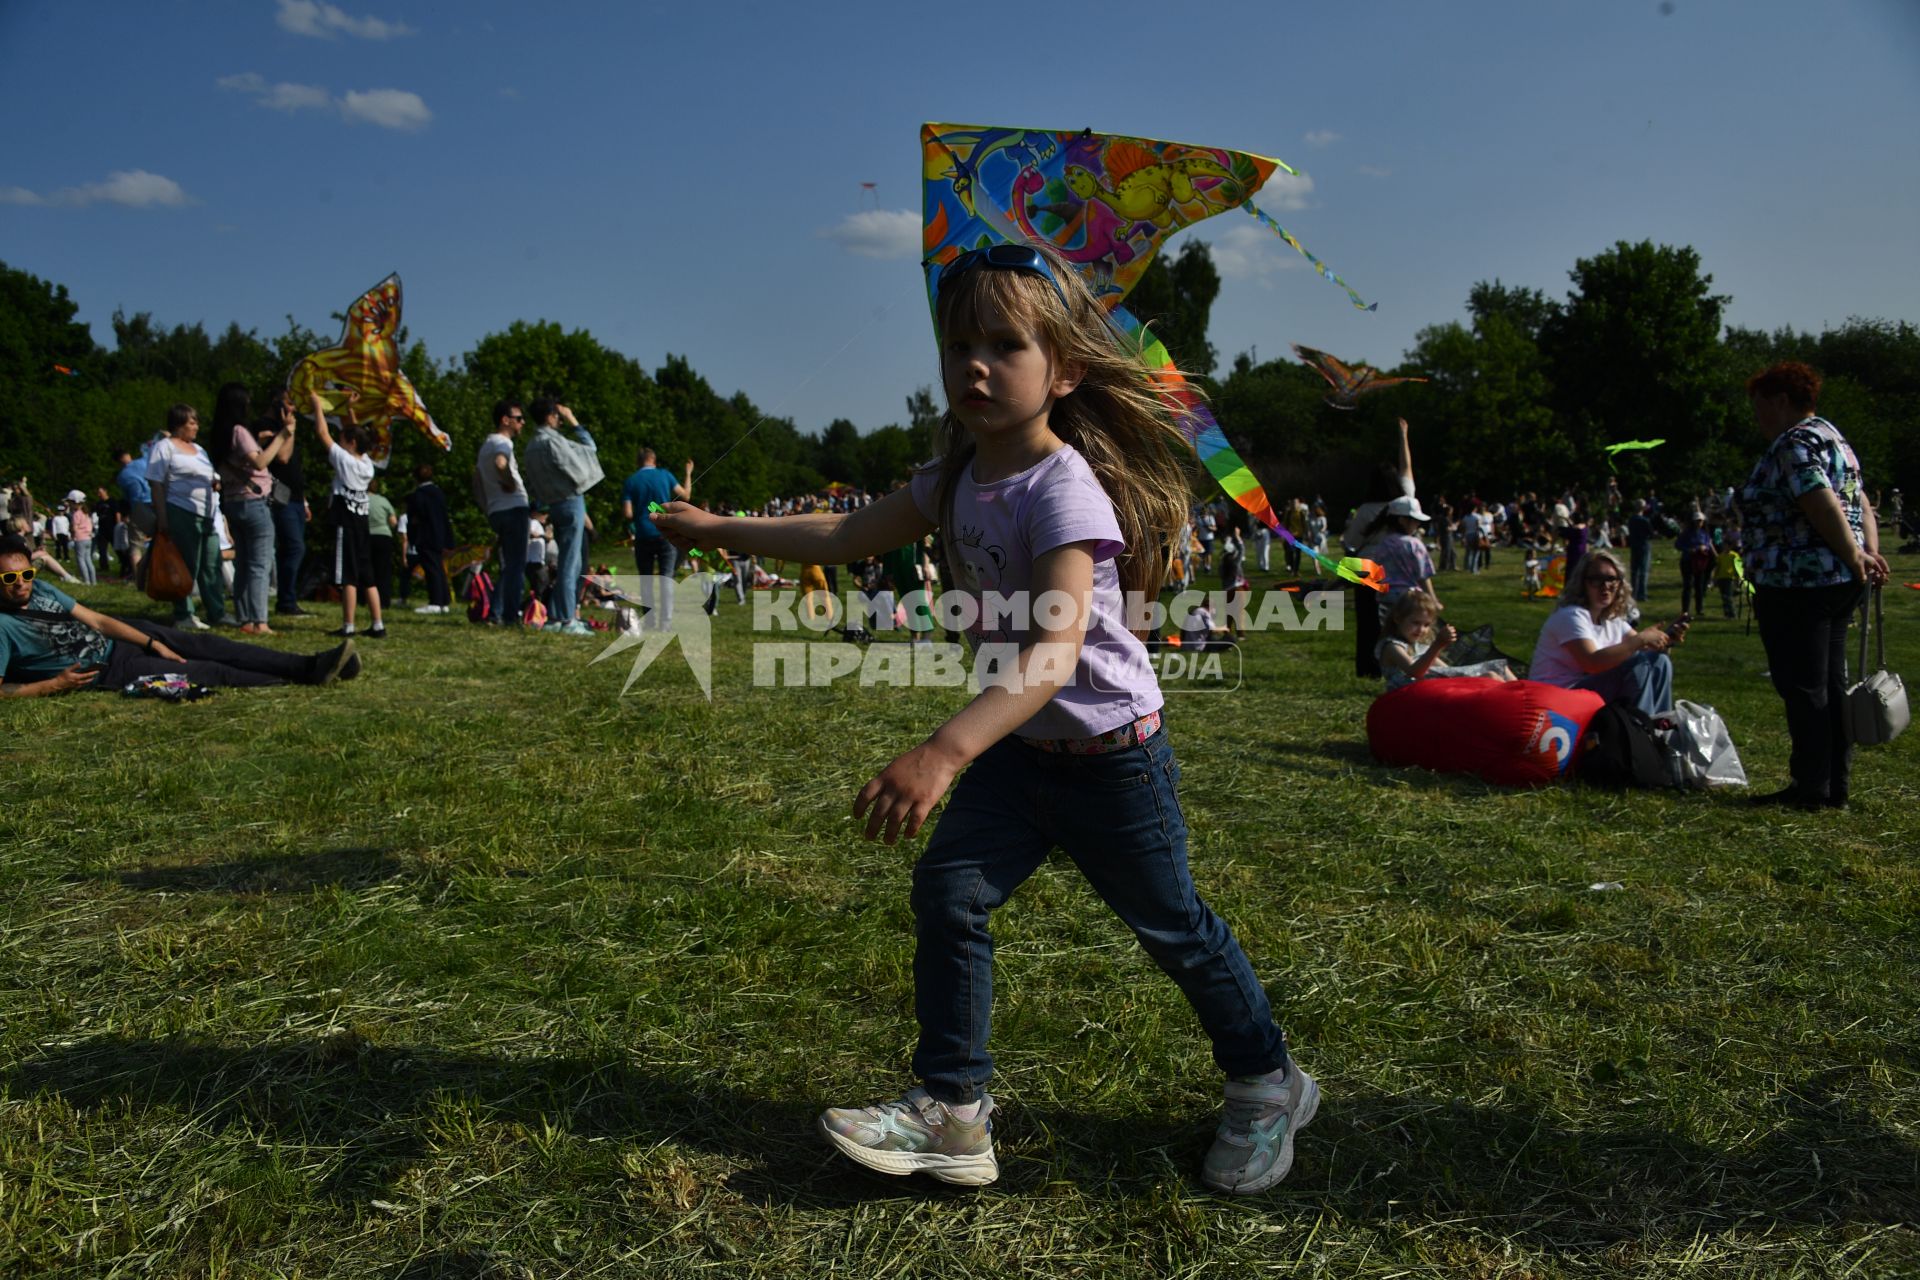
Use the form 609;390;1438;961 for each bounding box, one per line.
1203;241;1918;507
0;261;941;547
3;240;1913;549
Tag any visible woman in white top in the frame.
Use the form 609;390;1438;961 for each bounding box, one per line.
146;403;230;628
1528;549;1685;717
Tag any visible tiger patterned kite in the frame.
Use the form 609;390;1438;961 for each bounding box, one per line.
286;273;450;469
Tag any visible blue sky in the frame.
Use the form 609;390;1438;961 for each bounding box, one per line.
3;0;1916;440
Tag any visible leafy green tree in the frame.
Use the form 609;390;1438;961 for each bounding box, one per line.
905;385;942;449
0;261;99;485
1541;241;1730;495
1127;239;1221;378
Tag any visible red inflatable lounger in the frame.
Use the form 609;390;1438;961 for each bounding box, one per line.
1366;678;1605;787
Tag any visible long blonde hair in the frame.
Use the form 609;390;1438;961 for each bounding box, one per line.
1562;549;1636;623
928;243;1197;603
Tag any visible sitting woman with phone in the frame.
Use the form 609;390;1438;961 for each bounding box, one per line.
1527;549;1687;717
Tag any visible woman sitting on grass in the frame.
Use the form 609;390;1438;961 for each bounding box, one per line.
1376;589;1514;692
1528;549;1686;717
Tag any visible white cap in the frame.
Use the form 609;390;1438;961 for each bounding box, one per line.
65;489;85;503
1384;495;1430;522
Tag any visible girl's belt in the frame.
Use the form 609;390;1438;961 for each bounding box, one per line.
1020;709;1162;756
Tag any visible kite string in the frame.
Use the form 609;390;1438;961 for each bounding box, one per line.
1243;203;1377;312
691;300;900;491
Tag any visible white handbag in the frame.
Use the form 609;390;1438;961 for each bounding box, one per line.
1659;700;1748;789
1847;587;1908;746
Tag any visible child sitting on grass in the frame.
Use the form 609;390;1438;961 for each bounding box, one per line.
1377;589;1515;691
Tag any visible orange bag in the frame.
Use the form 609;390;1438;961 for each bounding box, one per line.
144;529;193;602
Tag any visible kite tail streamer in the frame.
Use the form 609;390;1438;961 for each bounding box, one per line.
1244;203;1377;312
1114;307;1385;592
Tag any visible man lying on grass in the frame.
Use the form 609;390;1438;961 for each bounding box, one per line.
0;534;359;697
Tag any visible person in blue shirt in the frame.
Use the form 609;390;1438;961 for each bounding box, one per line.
619;446;693;631
114;444;157;585
0;534;358;696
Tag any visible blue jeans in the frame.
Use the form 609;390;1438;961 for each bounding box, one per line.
1574;648;1673;719
165;506;229;625
223;499;275;625
633;534;679;630
910;731;1288;1104
547;494;586;624
1629;544;1651;602
271;501;307;610
487;505;532;625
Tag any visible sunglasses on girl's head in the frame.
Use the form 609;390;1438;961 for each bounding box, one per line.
0;567;35;585
926;244;1072;314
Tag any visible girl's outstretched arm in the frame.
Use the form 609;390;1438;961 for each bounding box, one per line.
308;392;337;453
654;487;933;565
853;541;1096;845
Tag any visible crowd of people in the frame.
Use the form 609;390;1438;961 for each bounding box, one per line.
1342;363;1895;811
0;226;1901;1209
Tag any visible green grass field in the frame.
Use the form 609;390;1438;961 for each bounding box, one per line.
4;551;1916;1278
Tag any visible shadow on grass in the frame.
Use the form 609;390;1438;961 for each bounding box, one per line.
1259;739;1502;793
90;846;406;895
10;1037;1917;1240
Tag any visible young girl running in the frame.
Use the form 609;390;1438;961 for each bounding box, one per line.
654;243;1314;1194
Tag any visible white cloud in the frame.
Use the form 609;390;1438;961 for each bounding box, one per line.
339;88;432;130
1208;222;1303;285
818;209;921;260
1303;130;1341;148
220;72;331;112
276;0;412;40
1357;164;1392;179
221;73;431;130
0;170;193;208
1260;171;1314;211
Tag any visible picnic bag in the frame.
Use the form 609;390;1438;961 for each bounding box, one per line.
144;529;193;602
1660;700;1747;789
1847;587;1909;745
1577;700;1676;789
466;568;495;623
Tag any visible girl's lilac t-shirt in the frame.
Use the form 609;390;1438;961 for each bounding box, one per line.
911;445;1163;740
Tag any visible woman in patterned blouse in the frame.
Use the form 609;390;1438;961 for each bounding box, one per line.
1738;362;1890;810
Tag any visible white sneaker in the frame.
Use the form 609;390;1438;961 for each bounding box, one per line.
413;605;439;614
1201;1064;1319;1194
177;615;210;632
818;1087;998;1186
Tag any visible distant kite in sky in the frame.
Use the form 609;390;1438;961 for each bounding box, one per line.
286;273;449;469
1603;439;1665;471
1291;343;1428;409
922;122;1385;590
52;364;79;377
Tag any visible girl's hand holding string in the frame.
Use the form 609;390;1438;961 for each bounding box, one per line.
651;501;715;554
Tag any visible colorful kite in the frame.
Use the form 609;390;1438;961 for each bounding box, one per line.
921;122;1385;591
52;364;79;378
287;273;450;469
923;123;1372;311
1603;439;1665;472
1291;343;1428;409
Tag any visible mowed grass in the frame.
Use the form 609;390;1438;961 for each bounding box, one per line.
2;551;1916;1279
